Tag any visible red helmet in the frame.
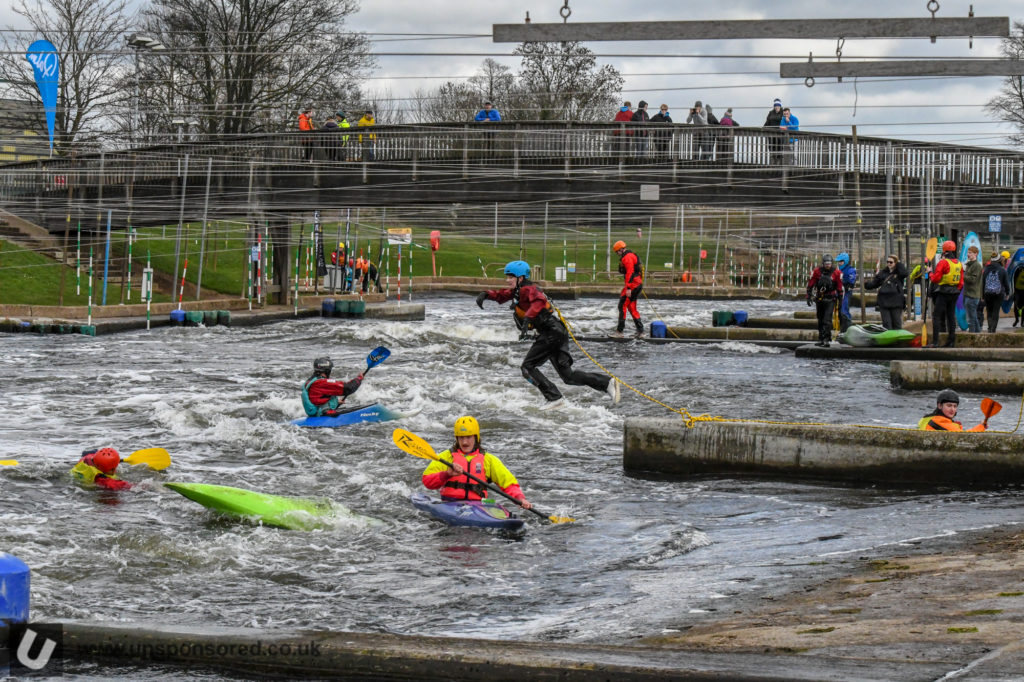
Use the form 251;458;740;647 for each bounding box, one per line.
612;240;626;252
942;240;956;254
93;447;120;474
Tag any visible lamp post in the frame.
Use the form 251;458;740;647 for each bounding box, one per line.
125;33;166;146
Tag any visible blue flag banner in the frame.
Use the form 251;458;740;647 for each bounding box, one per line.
25;39;59;153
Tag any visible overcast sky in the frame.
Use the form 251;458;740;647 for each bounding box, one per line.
347;0;1023;148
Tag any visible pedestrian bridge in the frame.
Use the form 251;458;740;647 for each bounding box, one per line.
1;122;1020;234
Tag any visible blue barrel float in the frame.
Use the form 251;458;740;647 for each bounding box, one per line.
321;299;335;317
651;321;667;338
169;309;186;326
0;552;30;624
733;310;748;326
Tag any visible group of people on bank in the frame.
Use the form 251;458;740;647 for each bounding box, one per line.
806;243;1022;348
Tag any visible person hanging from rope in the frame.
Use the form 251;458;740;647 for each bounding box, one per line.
612;240;645;338
476;260;620;410
917;389;987;432
806;254;843;347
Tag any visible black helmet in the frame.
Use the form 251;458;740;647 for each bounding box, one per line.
313;357;333;376
936;389;960;405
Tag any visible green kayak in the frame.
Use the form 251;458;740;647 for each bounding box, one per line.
837;324;916;347
165;482;338;531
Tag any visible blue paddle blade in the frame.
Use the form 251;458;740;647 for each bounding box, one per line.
366;346;391;369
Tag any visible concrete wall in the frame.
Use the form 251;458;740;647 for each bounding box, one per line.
890;361;1024;393
624;418;1024;485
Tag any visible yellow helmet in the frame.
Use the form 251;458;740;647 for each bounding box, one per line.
453;416;479;437
1001;250;1010;259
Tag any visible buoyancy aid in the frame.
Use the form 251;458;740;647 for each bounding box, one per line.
301;375;340;417
618;249;643;285
511;283;552;321
299;113;313;132
937;259;963;287
70;453;123;485
917;414;985;432
440;449;489;501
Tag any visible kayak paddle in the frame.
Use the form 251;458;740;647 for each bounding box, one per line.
926;237;938;261
981;397;1002;427
391;428;574;525
123;447;172;470
0;460;17;466
363;346;391;377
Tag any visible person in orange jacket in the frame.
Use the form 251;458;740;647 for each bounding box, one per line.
612;240;644;337
421;416;532;509
70;447;132;490
298;107;315;161
918;389;987;432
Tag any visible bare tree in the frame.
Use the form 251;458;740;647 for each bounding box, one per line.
987;20;1024;147
407;81;477;123
0;0;131;151
137;0;374;138
513;41;623;121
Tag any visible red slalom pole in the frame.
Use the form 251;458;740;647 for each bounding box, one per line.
177;258;188;310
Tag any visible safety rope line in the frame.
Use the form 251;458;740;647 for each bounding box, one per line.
551;301;1024;435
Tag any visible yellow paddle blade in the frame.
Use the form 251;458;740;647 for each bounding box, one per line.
392;428;439;461
548;514;575;524
0;459;18;466
123;447;171;471
926;237;938;260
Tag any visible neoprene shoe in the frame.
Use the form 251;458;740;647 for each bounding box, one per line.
541;397;566;411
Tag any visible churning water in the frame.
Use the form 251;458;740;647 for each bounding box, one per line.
2;293;1022;657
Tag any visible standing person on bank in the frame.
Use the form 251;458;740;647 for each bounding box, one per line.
612;240;644;337
961;245;983;333
981;252;1011;334
926;241;963;347
806;254;843;347
864;255;908;330
476;260;620;410
834;252;857;332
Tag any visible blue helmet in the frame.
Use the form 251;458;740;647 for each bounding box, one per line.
836;252;850;266
504;260;530;278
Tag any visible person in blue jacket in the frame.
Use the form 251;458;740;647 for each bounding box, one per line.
835;252;857;331
474;102;501;122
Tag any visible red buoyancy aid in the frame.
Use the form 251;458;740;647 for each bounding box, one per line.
440;449;488;501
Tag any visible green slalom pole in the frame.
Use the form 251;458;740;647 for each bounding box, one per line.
126;226;134;302
75;221;81;296
87;246;93;326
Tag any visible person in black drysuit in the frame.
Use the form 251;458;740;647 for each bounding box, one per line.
806;254;844;347
476;260;619;409
864;255;908;330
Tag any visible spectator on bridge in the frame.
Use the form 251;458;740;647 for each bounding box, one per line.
474;102;501;122
298;107;315;162
357;110;376;161
780;107;800;164
686;100;711;161
337;111;352;160
649;104;672;157
719;107;739;160
630;100;650;157
612;101;633;155
321;115;341;161
705;105;720;159
962;245;983;333
864;254;908;330
763;98;784;162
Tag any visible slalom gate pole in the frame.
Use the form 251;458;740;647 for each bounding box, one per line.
177;258;188;310
87;247;93;326
145;251;152;330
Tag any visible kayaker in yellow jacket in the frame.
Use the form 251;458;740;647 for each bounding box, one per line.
421;416;532;509
918;389;987;432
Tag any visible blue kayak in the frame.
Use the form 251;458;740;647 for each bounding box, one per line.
410;493;525;530
291;402;404;428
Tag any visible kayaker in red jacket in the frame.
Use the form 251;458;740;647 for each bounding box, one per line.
421;416;532;509
476;260;620;410
301;357;363;416
70;447;132;490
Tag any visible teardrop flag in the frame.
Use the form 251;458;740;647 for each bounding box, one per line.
25;39;59;153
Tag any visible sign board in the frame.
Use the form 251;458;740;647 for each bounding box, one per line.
988;214;1002;233
639;184;659;201
250;245;260;262
387;227;412;245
